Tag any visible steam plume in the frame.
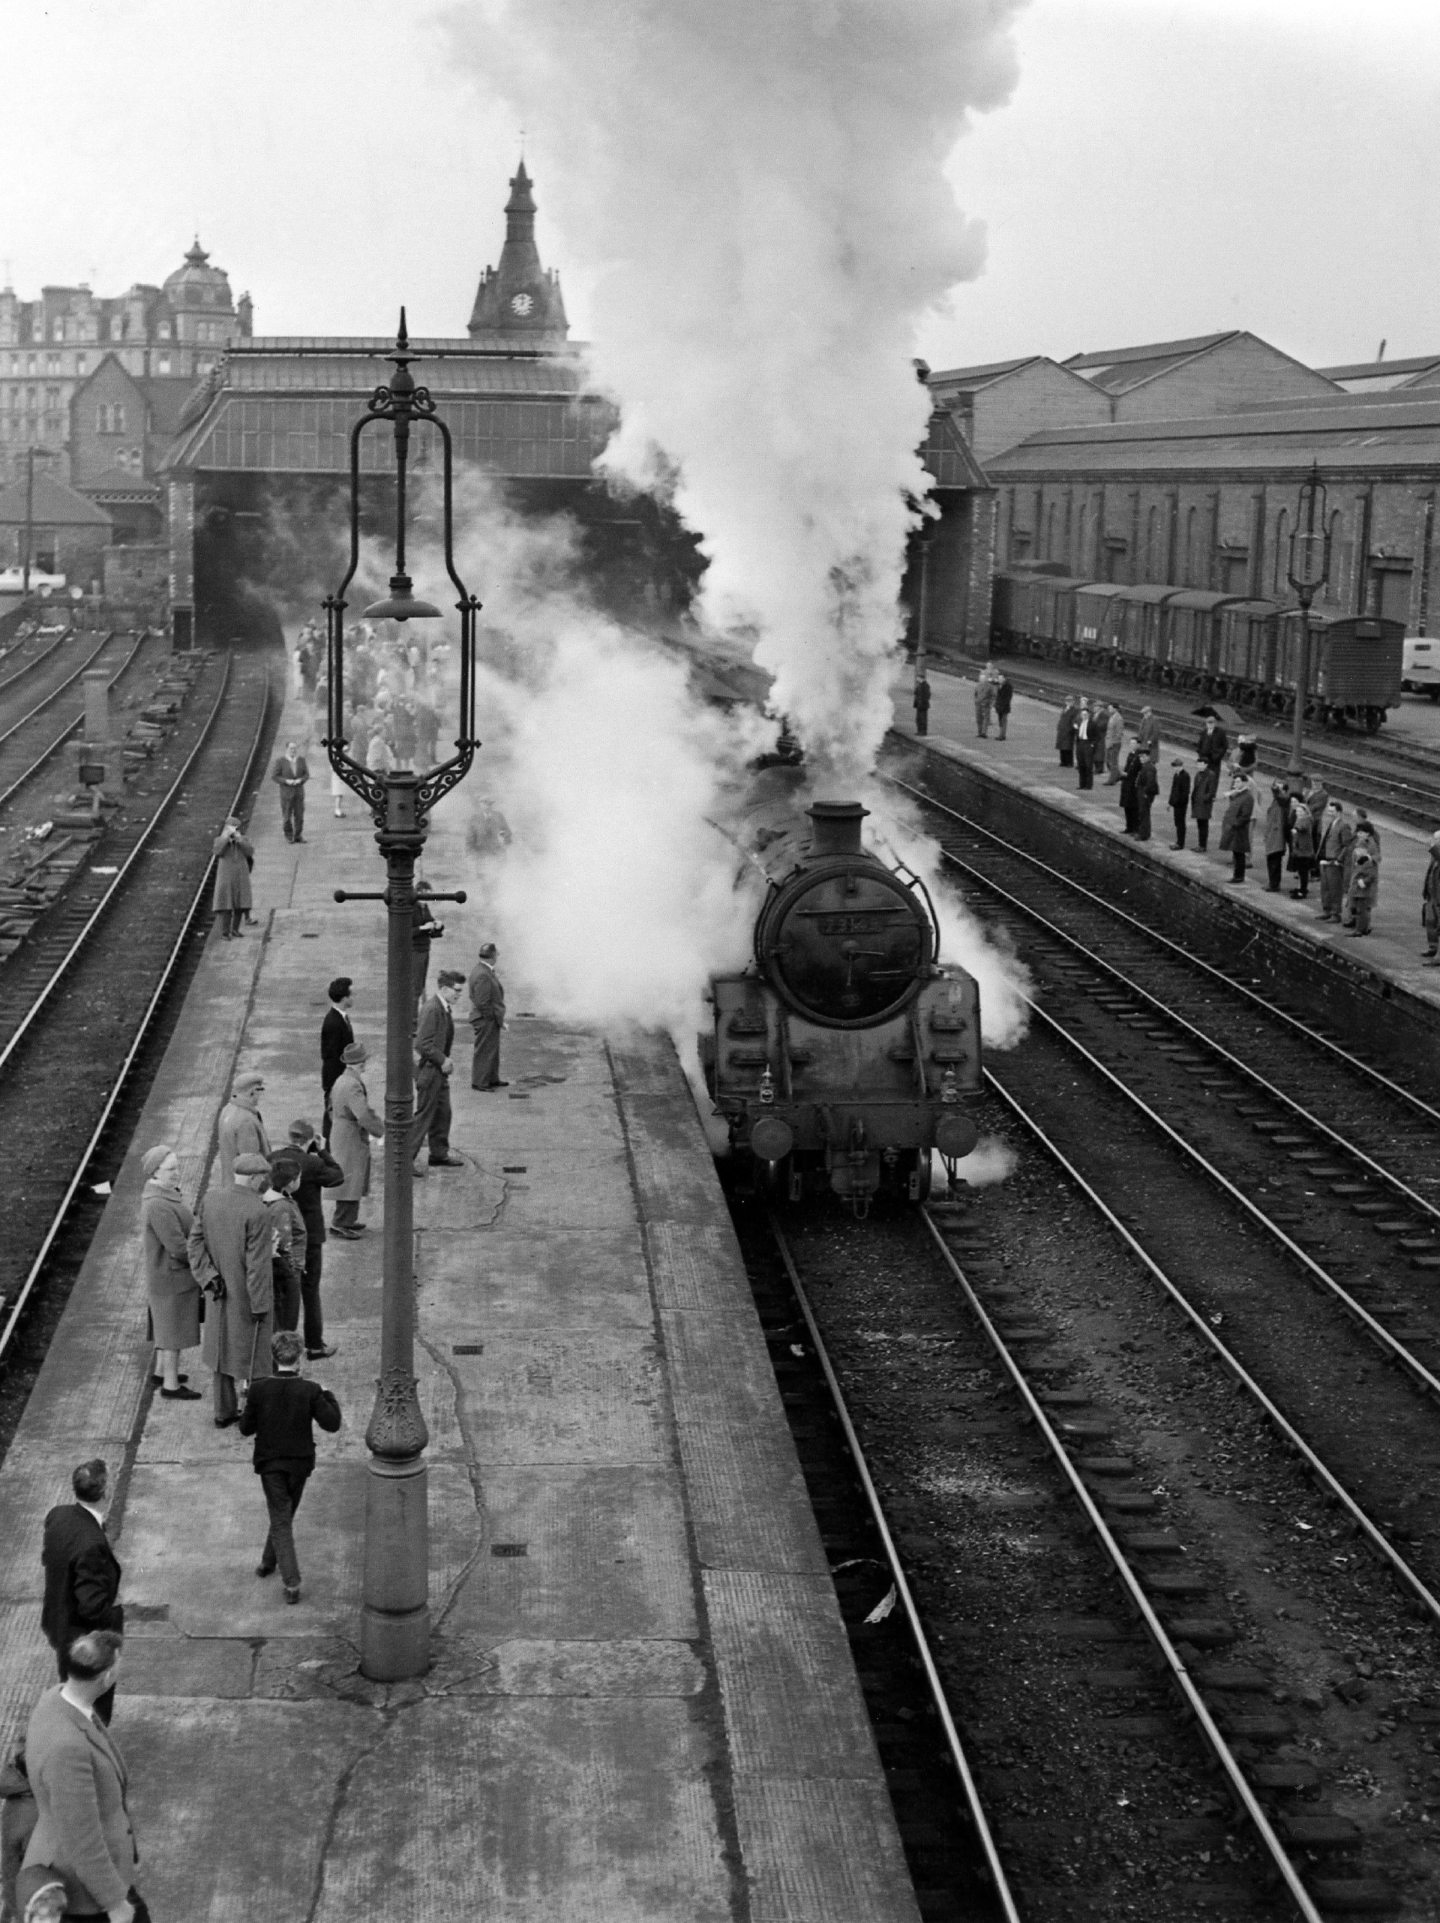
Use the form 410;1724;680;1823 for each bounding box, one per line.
446;0;1022;781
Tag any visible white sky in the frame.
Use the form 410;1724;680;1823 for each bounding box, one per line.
5;0;1439;372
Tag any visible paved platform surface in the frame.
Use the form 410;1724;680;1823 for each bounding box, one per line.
0;690;919;1922
893;666;1440;1010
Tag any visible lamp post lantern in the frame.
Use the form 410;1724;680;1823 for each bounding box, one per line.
324;313;481;1681
1284;464;1331;782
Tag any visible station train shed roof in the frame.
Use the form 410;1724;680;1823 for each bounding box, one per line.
162;336;616;482
986;390;1440;479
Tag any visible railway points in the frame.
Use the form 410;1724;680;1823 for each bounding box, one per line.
0;694;923;1923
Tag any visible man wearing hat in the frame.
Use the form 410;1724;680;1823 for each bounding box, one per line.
329;1043;384;1237
217;1072;270;1187
285;1121;343;1358
468;943;508;1091
187;1153;276;1426
411;971;466;1175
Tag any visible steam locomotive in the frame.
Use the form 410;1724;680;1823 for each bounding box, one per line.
702;783;981;1213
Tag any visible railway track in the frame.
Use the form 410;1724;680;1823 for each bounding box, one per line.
0;647;277;1430
0;621;72;699
0;627;156;815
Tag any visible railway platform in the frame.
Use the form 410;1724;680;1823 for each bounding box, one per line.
893;666;1440;1012
0;697;919;1922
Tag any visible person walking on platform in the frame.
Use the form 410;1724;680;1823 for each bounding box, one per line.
40;1463;123;1726
217;1071;269;1187
240;1331;341;1606
1348;847;1379;936
1219;769;1255;883
211;816;253;940
320;978;355;1146
469;944;508;1089
18;1631;147;1923
329;1043;384;1236
138;1145;201;1400
1056;696;1079;768
1103;702;1124;783
1134;754;1158;841
1196;713;1228;771
411;971;465;1174
1118;744;1142;834
1136;705;1160;763
994;671;1014;739
912;674;931;737
285;1121;342;1358
1288;792;1317;898
1074;699;1095;789
187;1152;276;1428
1168;760;1191;849
1261;781;1290;892
271;740;310;843
1316;801;1353;921
1422;831;1440;963
1190;759;1218;852
973;668;996;738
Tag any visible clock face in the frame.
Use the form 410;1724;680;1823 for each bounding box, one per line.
510;292;534;316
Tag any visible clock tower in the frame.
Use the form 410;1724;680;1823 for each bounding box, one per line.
467;160;570;351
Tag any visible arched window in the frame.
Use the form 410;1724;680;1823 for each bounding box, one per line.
1274;510;1290;595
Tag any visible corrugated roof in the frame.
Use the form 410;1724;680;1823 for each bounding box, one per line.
1065;332;1235;371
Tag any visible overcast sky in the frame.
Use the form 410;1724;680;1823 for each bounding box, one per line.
5;0;1439;374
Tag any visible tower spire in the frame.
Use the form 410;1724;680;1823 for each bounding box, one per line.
467;159;568;350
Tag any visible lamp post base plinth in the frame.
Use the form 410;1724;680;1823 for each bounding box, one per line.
359;1452;430;1682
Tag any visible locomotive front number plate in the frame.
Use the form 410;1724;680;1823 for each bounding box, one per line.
809;911;906;934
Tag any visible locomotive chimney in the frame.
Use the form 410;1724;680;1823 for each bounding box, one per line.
807;800;868;856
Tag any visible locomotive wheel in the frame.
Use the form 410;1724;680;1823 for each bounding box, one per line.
908;1150;933;1204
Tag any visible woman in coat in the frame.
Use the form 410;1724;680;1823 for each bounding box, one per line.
1190;761;1219;852
1261;782;1290;891
1217;771;1256;884
1287;793;1316;897
139;1145;202;1398
211;818;253;939
329;1042;384;1237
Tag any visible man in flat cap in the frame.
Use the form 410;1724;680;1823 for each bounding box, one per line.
217;1072;270;1186
410;971;466;1176
328;1042;384;1238
187;1152;275;1427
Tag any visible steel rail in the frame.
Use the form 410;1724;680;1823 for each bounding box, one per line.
1013;988;1440;1406
974;1069;1440;1629
915;1197;1326;1923
0;650;235;1081
0;630;150;813
884;771;1440;1127
0;625;71;699
914;813;1440;1226
0;655;272;1367
0;628;117;750
766;1214;1023;1923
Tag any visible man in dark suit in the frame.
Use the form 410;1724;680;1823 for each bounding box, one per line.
240;1331;342;1604
468;943;508;1090
41;1462;123;1725
410;971;465;1174
284;1119;344;1360
320;977;355;1145
271;739;310;843
20;1629;146;1922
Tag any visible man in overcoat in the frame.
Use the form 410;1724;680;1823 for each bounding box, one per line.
1168;760;1191;849
187;1152;275;1427
1103;702;1125;782
912;674;931;737
1196;714;1229;770
216;1071;269;1186
468;944;507;1090
1218;770;1256;884
211;817;253;940
1136;706;1160;763
320;978;355;1145
411;971;466;1174
1055;696;1079;767
284;1120;343;1358
271;739;310;843
19;1632;145;1923
1190;760;1219;852
1074;699;1095;789
1316;801;1354;921
994;671;1014;739
40;1461;122;1724
1421;831;1440;964
328;1042;384;1236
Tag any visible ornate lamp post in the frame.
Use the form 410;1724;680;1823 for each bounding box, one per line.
1285;464;1331;781
324;314;480;1681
